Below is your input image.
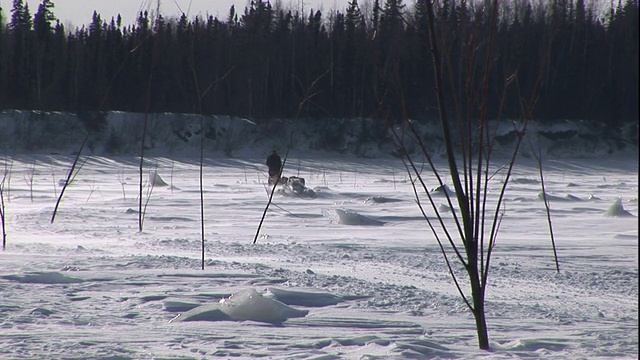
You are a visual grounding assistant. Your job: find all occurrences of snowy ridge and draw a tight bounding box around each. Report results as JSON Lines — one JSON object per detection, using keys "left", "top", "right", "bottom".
{"left": 0, "top": 110, "right": 637, "bottom": 158}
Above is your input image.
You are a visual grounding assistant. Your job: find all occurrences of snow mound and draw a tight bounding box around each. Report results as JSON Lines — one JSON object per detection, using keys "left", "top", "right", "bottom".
{"left": 334, "top": 209, "right": 384, "bottom": 226}
{"left": 172, "top": 288, "right": 308, "bottom": 324}
{"left": 604, "top": 198, "right": 635, "bottom": 217}
{"left": 491, "top": 338, "right": 570, "bottom": 353}
{"left": 538, "top": 192, "right": 585, "bottom": 202}
{"left": 149, "top": 171, "right": 169, "bottom": 187}
{"left": 431, "top": 184, "right": 455, "bottom": 196}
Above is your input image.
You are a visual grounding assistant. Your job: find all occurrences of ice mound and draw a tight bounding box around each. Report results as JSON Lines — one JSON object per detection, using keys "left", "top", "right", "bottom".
{"left": 149, "top": 171, "right": 169, "bottom": 187}
{"left": 334, "top": 209, "right": 384, "bottom": 226}
{"left": 1, "top": 271, "right": 84, "bottom": 284}
{"left": 604, "top": 198, "right": 635, "bottom": 217}
{"left": 172, "top": 288, "right": 308, "bottom": 324}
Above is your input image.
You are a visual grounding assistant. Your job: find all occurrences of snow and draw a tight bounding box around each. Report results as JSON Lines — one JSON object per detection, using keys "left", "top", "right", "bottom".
{"left": 172, "top": 288, "right": 309, "bottom": 324}
{"left": 0, "top": 112, "right": 637, "bottom": 359}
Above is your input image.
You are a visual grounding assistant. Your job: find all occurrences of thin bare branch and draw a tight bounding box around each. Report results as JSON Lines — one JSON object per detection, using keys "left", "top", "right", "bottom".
{"left": 531, "top": 141, "right": 560, "bottom": 273}
{"left": 51, "top": 134, "right": 89, "bottom": 224}
{"left": 253, "top": 66, "right": 332, "bottom": 245}
{"left": 402, "top": 158, "right": 473, "bottom": 310}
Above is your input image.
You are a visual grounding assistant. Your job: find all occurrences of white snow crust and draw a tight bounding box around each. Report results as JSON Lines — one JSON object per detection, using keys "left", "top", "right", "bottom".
{"left": 0, "top": 112, "right": 637, "bottom": 359}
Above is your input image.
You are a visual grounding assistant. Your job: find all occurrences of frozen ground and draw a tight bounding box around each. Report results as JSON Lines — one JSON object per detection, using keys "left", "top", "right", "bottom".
{"left": 0, "top": 152, "right": 637, "bottom": 359}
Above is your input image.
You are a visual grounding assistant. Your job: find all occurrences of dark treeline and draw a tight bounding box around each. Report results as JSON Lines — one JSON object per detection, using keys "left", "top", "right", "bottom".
{"left": 0, "top": 0, "right": 637, "bottom": 125}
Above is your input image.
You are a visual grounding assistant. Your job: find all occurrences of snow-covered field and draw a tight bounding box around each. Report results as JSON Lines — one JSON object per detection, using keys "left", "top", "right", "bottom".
{"left": 0, "top": 152, "right": 637, "bottom": 359}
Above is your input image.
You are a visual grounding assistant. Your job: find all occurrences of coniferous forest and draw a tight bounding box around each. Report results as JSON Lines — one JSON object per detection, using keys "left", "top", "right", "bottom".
{"left": 0, "top": 0, "right": 637, "bottom": 126}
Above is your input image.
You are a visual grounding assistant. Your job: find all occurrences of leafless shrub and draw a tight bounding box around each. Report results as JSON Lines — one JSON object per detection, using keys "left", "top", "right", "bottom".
{"left": 1, "top": 156, "right": 11, "bottom": 250}
{"left": 388, "top": 0, "right": 558, "bottom": 350}
{"left": 24, "top": 160, "right": 36, "bottom": 203}
{"left": 51, "top": 148, "right": 89, "bottom": 223}
{"left": 117, "top": 167, "right": 127, "bottom": 201}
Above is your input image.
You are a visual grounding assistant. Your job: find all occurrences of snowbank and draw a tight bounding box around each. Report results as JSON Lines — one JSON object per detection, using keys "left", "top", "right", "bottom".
{"left": 171, "top": 288, "right": 309, "bottom": 324}
{"left": 0, "top": 110, "right": 636, "bottom": 158}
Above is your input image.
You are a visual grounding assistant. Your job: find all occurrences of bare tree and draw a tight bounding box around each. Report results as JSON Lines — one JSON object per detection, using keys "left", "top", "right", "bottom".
{"left": 51, "top": 146, "right": 89, "bottom": 223}
{"left": 391, "top": 0, "right": 558, "bottom": 350}
{"left": 0, "top": 156, "right": 10, "bottom": 250}
{"left": 253, "top": 67, "right": 331, "bottom": 245}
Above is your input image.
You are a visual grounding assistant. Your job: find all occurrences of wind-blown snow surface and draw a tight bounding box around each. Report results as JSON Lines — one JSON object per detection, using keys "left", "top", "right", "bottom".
{"left": 0, "top": 154, "right": 638, "bottom": 359}
{"left": 0, "top": 152, "right": 637, "bottom": 359}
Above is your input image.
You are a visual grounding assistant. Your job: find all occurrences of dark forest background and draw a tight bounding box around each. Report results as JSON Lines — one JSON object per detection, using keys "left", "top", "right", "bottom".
{"left": 0, "top": 0, "right": 637, "bottom": 127}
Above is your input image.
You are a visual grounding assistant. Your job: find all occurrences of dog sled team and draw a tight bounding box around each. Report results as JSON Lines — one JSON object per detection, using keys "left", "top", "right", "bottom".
{"left": 266, "top": 149, "right": 311, "bottom": 195}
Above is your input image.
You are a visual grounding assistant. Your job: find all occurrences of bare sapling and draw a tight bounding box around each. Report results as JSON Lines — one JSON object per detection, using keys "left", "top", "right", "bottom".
{"left": 531, "top": 142, "right": 560, "bottom": 272}
{"left": 139, "top": 169, "right": 156, "bottom": 230}
{"left": 86, "top": 176, "right": 103, "bottom": 202}
{"left": 50, "top": 162, "right": 57, "bottom": 198}
{"left": 24, "top": 160, "right": 36, "bottom": 202}
{"left": 0, "top": 183, "right": 6, "bottom": 250}
{"left": 138, "top": 10, "right": 163, "bottom": 233}
{"left": 392, "top": 168, "right": 397, "bottom": 191}
{"left": 1, "top": 157, "right": 10, "bottom": 250}
{"left": 252, "top": 68, "right": 331, "bottom": 244}
{"left": 117, "top": 167, "right": 127, "bottom": 201}
{"left": 187, "top": 30, "right": 236, "bottom": 269}
{"left": 138, "top": 88, "right": 151, "bottom": 232}
{"left": 50, "top": 6, "right": 144, "bottom": 225}
{"left": 389, "top": 0, "right": 558, "bottom": 350}
{"left": 170, "top": 161, "right": 175, "bottom": 194}
{"left": 198, "top": 112, "right": 205, "bottom": 270}
{"left": 4, "top": 158, "right": 12, "bottom": 203}
{"left": 51, "top": 138, "right": 89, "bottom": 223}
{"left": 252, "top": 147, "right": 291, "bottom": 245}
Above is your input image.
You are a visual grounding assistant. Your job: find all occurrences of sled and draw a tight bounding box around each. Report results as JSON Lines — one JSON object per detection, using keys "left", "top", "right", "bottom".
{"left": 268, "top": 175, "right": 315, "bottom": 198}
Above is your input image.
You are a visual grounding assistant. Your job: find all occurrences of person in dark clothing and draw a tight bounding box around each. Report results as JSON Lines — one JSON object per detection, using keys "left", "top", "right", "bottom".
{"left": 266, "top": 150, "right": 282, "bottom": 184}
